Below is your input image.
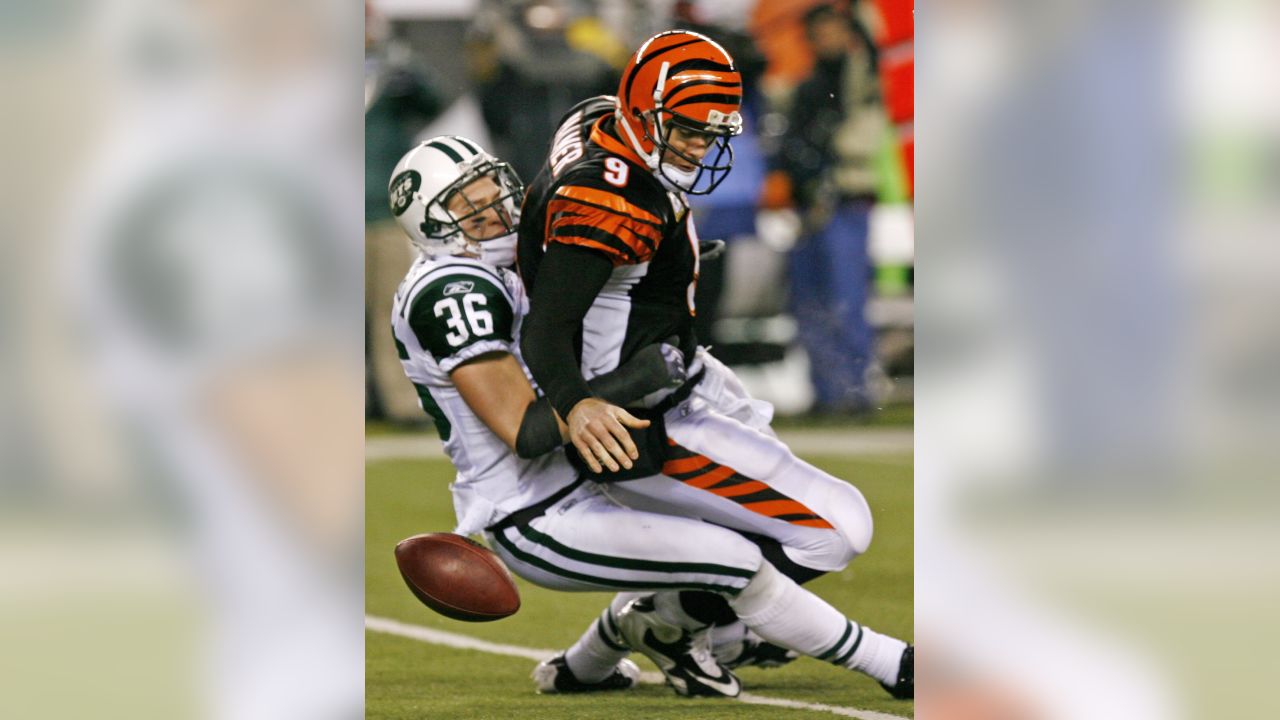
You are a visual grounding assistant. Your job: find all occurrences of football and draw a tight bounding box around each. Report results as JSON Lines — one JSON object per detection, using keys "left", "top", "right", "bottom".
{"left": 394, "top": 533, "right": 521, "bottom": 622}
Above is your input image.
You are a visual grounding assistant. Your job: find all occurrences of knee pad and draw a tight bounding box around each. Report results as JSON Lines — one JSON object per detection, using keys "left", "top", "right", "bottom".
{"left": 773, "top": 478, "right": 874, "bottom": 573}
{"left": 821, "top": 480, "right": 874, "bottom": 558}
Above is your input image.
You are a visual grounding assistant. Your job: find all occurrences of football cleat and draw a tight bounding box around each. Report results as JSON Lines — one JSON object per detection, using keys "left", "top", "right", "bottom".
{"left": 532, "top": 654, "right": 640, "bottom": 694}
{"left": 880, "top": 645, "right": 914, "bottom": 699}
{"left": 723, "top": 637, "right": 799, "bottom": 670}
{"left": 615, "top": 597, "right": 742, "bottom": 698}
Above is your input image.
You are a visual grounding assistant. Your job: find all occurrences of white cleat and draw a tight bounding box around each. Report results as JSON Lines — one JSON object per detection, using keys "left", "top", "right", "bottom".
{"left": 614, "top": 597, "right": 741, "bottom": 698}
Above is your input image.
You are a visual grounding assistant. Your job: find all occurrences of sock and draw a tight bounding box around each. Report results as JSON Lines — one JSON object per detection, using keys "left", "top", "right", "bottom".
{"left": 835, "top": 623, "right": 908, "bottom": 687}
{"left": 563, "top": 592, "right": 645, "bottom": 683}
{"left": 708, "top": 621, "right": 750, "bottom": 664}
{"left": 728, "top": 561, "right": 907, "bottom": 686}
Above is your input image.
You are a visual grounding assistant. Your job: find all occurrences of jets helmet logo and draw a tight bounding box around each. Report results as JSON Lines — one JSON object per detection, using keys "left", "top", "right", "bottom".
{"left": 389, "top": 170, "right": 421, "bottom": 217}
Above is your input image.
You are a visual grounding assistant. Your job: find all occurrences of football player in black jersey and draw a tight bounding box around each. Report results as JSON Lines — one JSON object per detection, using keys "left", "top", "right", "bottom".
{"left": 518, "top": 30, "right": 914, "bottom": 701}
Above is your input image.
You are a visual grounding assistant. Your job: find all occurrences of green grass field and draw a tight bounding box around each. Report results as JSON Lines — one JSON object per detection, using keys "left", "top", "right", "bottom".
{"left": 367, "top": 451, "right": 913, "bottom": 719}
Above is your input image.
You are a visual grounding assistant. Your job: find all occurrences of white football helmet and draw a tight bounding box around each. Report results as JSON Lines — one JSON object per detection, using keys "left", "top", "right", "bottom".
{"left": 388, "top": 136, "right": 523, "bottom": 266}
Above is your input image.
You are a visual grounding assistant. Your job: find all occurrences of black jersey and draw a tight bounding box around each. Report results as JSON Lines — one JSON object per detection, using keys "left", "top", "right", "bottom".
{"left": 518, "top": 95, "right": 702, "bottom": 383}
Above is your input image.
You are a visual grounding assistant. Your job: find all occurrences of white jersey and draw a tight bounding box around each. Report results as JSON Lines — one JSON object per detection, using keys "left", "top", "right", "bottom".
{"left": 391, "top": 255, "right": 578, "bottom": 535}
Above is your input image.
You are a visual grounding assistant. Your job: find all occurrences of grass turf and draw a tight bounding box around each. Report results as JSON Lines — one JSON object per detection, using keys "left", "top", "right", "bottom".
{"left": 367, "top": 454, "right": 913, "bottom": 719}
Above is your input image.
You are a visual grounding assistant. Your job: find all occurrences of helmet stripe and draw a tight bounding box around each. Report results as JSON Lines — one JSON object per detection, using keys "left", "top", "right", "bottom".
{"left": 669, "top": 93, "right": 743, "bottom": 110}
{"left": 623, "top": 37, "right": 703, "bottom": 107}
{"left": 664, "top": 82, "right": 742, "bottom": 107}
{"left": 426, "top": 139, "right": 464, "bottom": 163}
{"left": 450, "top": 135, "right": 482, "bottom": 155}
{"left": 667, "top": 58, "right": 735, "bottom": 75}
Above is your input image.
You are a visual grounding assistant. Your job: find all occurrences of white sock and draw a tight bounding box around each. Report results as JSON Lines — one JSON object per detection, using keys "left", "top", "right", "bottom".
{"left": 729, "top": 561, "right": 907, "bottom": 686}
{"left": 838, "top": 624, "right": 907, "bottom": 686}
{"left": 709, "top": 621, "right": 751, "bottom": 664}
{"left": 563, "top": 592, "right": 644, "bottom": 683}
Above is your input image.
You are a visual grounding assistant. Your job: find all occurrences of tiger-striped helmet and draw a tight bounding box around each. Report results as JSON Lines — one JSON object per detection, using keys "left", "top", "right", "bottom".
{"left": 615, "top": 30, "right": 743, "bottom": 195}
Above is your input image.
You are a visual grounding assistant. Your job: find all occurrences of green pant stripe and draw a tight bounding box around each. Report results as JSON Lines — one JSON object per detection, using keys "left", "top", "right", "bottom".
{"left": 818, "top": 621, "right": 854, "bottom": 661}
{"left": 493, "top": 528, "right": 744, "bottom": 595}
{"left": 515, "top": 523, "right": 756, "bottom": 580}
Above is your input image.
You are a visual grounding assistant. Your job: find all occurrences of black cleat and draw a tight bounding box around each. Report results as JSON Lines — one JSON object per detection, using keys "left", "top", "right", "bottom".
{"left": 881, "top": 645, "right": 914, "bottom": 699}
{"left": 723, "top": 637, "right": 799, "bottom": 670}
{"left": 532, "top": 654, "right": 640, "bottom": 694}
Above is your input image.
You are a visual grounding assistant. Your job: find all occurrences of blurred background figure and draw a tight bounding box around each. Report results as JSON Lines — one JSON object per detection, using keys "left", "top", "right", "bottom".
{"left": 757, "top": 0, "right": 896, "bottom": 415}
{"left": 366, "top": 0, "right": 445, "bottom": 423}
{"left": 466, "top": 0, "right": 621, "bottom": 182}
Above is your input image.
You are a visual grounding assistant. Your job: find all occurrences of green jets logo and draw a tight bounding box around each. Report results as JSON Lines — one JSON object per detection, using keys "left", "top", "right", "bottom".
{"left": 389, "top": 170, "right": 421, "bottom": 217}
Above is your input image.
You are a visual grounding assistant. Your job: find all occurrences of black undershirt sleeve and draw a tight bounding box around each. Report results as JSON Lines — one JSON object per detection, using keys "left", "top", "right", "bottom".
{"left": 520, "top": 242, "right": 615, "bottom": 421}
{"left": 514, "top": 343, "right": 682, "bottom": 459}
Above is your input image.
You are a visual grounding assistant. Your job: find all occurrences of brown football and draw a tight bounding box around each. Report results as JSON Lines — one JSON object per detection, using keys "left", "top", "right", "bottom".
{"left": 394, "top": 533, "right": 521, "bottom": 622}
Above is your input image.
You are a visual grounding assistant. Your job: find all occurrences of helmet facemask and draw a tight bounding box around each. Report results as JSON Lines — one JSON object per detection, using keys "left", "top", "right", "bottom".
{"left": 641, "top": 108, "right": 738, "bottom": 195}
{"left": 420, "top": 156, "right": 524, "bottom": 266}
{"left": 422, "top": 156, "right": 522, "bottom": 244}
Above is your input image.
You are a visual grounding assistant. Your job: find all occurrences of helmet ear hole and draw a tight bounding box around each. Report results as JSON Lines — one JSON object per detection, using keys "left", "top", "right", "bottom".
{"left": 420, "top": 217, "right": 444, "bottom": 238}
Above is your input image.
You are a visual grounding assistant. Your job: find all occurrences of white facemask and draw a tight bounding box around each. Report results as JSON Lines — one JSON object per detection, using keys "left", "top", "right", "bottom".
{"left": 474, "top": 232, "right": 518, "bottom": 268}
{"left": 657, "top": 162, "right": 699, "bottom": 193}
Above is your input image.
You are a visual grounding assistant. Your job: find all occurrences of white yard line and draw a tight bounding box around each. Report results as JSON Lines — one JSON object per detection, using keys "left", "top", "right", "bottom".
{"left": 366, "top": 428, "right": 912, "bottom": 462}
{"left": 366, "top": 615, "right": 909, "bottom": 720}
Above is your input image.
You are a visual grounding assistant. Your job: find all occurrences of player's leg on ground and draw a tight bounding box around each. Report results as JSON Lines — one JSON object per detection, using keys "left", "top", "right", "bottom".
{"left": 560, "top": 592, "right": 646, "bottom": 683}
{"left": 661, "top": 590, "right": 799, "bottom": 670}
{"left": 730, "top": 561, "right": 912, "bottom": 698}
{"left": 483, "top": 484, "right": 762, "bottom": 697}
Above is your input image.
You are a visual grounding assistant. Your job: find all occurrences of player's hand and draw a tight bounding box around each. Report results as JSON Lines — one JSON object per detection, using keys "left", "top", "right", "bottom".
{"left": 566, "top": 398, "right": 650, "bottom": 473}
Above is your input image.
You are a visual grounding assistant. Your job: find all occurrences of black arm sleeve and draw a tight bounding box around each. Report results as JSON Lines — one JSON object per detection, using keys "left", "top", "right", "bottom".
{"left": 520, "top": 243, "right": 615, "bottom": 420}
{"left": 515, "top": 342, "right": 683, "bottom": 458}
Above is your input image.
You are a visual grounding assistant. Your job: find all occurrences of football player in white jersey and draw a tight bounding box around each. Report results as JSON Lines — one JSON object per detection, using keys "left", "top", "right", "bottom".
{"left": 386, "top": 136, "right": 912, "bottom": 700}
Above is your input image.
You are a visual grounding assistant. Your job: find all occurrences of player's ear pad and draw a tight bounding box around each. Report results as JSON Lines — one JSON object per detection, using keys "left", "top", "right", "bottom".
{"left": 567, "top": 407, "right": 668, "bottom": 482}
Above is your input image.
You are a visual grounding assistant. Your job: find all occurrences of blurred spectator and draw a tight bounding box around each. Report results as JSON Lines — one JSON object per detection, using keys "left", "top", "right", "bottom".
{"left": 467, "top": 0, "right": 618, "bottom": 183}
{"left": 671, "top": 0, "right": 768, "bottom": 102}
{"left": 365, "top": 1, "right": 445, "bottom": 423}
{"left": 760, "top": 0, "right": 887, "bottom": 414}
{"left": 750, "top": 0, "right": 833, "bottom": 96}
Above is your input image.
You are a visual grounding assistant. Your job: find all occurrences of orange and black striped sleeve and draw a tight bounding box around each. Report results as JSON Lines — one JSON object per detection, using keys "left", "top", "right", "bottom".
{"left": 546, "top": 185, "right": 665, "bottom": 265}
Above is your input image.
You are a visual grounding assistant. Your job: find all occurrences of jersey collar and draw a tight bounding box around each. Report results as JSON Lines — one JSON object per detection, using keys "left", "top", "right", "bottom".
{"left": 590, "top": 115, "right": 646, "bottom": 168}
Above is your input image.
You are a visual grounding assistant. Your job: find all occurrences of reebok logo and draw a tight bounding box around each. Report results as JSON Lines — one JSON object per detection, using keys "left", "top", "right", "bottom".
{"left": 443, "top": 281, "right": 474, "bottom": 296}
